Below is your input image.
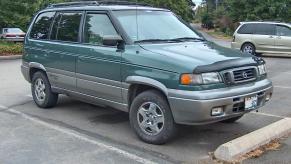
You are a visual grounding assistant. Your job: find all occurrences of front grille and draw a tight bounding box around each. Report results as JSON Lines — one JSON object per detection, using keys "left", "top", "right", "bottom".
{"left": 222, "top": 67, "right": 257, "bottom": 85}
{"left": 233, "top": 68, "right": 256, "bottom": 82}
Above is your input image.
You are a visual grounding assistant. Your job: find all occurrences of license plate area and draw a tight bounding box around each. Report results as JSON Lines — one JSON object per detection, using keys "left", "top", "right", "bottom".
{"left": 245, "top": 95, "right": 258, "bottom": 110}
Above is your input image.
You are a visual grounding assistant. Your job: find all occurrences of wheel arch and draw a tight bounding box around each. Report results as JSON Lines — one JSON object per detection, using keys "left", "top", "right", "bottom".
{"left": 241, "top": 41, "right": 256, "bottom": 51}
{"left": 125, "top": 76, "right": 169, "bottom": 109}
{"left": 28, "top": 62, "right": 47, "bottom": 82}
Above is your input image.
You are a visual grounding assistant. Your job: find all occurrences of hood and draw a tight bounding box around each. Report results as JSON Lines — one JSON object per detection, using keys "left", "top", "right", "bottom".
{"left": 140, "top": 41, "right": 262, "bottom": 73}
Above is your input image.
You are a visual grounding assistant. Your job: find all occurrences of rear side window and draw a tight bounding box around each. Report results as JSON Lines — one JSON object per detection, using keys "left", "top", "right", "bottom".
{"left": 237, "top": 24, "right": 255, "bottom": 34}
{"left": 51, "top": 12, "right": 82, "bottom": 42}
{"left": 83, "top": 13, "right": 118, "bottom": 45}
{"left": 254, "top": 24, "right": 275, "bottom": 35}
{"left": 30, "top": 12, "right": 55, "bottom": 40}
{"left": 276, "top": 25, "right": 291, "bottom": 37}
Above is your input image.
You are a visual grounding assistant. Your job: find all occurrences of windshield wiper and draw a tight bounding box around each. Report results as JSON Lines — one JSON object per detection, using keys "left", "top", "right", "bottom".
{"left": 172, "top": 37, "right": 205, "bottom": 42}
{"left": 134, "top": 39, "right": 183, "bottom": 43}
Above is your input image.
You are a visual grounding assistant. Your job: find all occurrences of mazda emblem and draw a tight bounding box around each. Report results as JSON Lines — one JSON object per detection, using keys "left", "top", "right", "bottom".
{"left": 242, "top": 72, "right": 248, "bottom": 78}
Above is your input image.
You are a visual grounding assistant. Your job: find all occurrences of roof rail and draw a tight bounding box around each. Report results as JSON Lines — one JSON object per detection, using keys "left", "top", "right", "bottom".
{"left": 97, "top": 1, "right": 152, "bottom": 7}
{"left": 47, "top": 1, "right": 99, "bottom": 8}
{"left": 47, "top": 0, "right": 152, "bottom": 8}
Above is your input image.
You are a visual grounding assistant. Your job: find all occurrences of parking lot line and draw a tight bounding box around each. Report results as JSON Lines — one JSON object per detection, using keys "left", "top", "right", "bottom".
{"left": 275, "top": 85, "right": 291, "bottom": 89}
{"left": 5, "top": 108, "right": 156, "bottom": 164}
{"left": 251, "top": 111, "right": 285, "bottom": 119}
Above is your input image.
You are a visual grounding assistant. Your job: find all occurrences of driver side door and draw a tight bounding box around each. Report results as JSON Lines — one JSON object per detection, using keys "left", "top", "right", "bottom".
{"left": 76, "top": 12, "right": 124, "bottom": 106}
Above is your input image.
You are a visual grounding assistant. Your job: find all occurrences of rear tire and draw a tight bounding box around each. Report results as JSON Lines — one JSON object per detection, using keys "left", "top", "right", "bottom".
{"left": 31, "top": 71, "right": 58, "bottom": 108}
{"left": 241, "top": 43, "right": 256, "bottom": 55}
{"left": 221, "top": 115, "right": 243, "bottom": 123}
{"left": 129, "top": 90, "right": 177, "bottom": 145}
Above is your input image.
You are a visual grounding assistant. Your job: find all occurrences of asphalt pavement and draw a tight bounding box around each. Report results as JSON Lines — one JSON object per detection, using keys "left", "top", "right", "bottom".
{"left": 0, "top": 44, "right": 291, "bottom": 163}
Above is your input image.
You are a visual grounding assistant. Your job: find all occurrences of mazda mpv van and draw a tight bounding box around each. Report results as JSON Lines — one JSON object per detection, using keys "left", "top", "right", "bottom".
{"left": 21, "top": 1, "right": 273, "bottom": 144}
{"left": 232, "top": 22, "right": 291, "bottom": 56}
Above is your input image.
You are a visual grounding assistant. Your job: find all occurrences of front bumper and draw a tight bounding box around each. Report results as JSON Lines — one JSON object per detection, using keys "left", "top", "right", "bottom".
{"left": 168, "top": 79, "right": 273, "bottom": 125}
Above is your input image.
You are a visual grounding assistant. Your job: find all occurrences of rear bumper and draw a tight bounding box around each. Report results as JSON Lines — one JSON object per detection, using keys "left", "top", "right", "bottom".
{"left": 168, "top": 79, "right": 273, "bottom": 125}
{"left": 21, "top": 64, "right": 30, "bottom": 82}
{"left": 3, "top": 38, "right": 24, "bottom": 42}
{"left": 231, "top": 42, "right": 242, "bottom": 50}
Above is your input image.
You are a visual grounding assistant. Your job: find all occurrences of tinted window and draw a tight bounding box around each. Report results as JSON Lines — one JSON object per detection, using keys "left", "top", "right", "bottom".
{"left": 51, "top": 12, "right": 82, "bottom": 42}
{"left": 30, "top": 12, "right": 55, "bottom": 39}
{"left": 237, "top": 24, "right": 255, "bottom": 34}
{"left": 276, "top": 25, "right": 291, "bottom": 36}
{"left": 254, "top": 24, "right": 275, "bottom": 35}
{"left": 84, "top": 13, "right": 118, "bottom": 45}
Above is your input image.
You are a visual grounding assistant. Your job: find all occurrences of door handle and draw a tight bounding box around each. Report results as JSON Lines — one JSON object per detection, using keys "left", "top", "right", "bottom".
{"left": 269, "top": 36, "right": 274, "bottom": 38}
{"left": 277, "top": 36, "right": 282, "bottom": 39}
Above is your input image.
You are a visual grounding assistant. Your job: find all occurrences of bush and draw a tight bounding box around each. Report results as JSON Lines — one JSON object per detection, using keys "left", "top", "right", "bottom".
{"left": 0, "top": 41, "right": 23, "bottom": 55}
{"left": 201, "top": 13, "right": 214, "bottom": 29}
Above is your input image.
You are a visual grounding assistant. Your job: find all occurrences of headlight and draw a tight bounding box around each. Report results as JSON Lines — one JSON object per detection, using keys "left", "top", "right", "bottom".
{"left": 258, "top": 64, "right": 267, "bottom": 75}
{"left": 180, "top": 72, "right": 222, "bottom": 85}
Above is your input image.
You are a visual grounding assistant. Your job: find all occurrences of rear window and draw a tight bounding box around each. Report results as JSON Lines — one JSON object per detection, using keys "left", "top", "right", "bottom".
{"left": 254, "top": 24, "right": 275, "bottom": 35}
{"left": 237, "top": 24, "right": 255, "bottom": 34}
{"left": 51, "top": 12, "right": 82, "bottom": 42}
{"left": 30, "top": 12, "right": 55, "bottom": 40}
{"left": 276, "top": 25, "right": 291, "bottom": 37}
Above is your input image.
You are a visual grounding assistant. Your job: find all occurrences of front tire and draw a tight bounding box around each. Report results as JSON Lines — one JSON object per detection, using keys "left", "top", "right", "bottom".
{"left": 31, "top": 71, "right": 58, "bottom": 108}
{"left": 129, "top": 90, "right": 177, "bottom": 145}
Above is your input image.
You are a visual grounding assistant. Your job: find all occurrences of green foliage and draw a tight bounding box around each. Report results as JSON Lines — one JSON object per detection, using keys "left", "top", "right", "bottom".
{"left": 0, "top": 0, "right": 67, "bottom": 31}
{"left": 0, "top": 41, "right": 23, "bottom": 55}
{"left": 198, "top": 0, "right": 291, "bottom": 34}
{"left": 128, "top": 0, "right": 195, "bottom": 22}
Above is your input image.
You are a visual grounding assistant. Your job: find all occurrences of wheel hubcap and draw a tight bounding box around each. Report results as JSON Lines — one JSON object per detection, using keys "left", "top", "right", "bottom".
{"left": 34, "top": 78, "right": 46, "bottom": 102}
{"left": 137, "top": 102, "right": 165, "bottom": 135}
{"left": 243, "top": 45, "right": 254, "bottom": 54}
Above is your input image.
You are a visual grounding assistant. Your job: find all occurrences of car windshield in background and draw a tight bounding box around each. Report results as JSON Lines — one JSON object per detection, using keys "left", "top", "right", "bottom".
{"left": 4, "top": 28, "right": 23, "bottom": 33}
{"left": 112, "top": 10, "right": 201, "bottom": 43}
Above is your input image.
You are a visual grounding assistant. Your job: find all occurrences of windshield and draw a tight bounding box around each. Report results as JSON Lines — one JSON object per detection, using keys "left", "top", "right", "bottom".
{"left": 112, "top": 10, "right": 201, "bottom": 43}
{"left": 4, "top": 28, "right": 23, "bottom": 33}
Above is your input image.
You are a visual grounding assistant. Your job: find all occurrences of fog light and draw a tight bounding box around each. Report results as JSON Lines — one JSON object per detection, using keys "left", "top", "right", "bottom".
{"left": 211, "top": 107, "right": 224, "bottom": 116}
{"left": 266, "top": 93, "right": 272, "bottom": 102}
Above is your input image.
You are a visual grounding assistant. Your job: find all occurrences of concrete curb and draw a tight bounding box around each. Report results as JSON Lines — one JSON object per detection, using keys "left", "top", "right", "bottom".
{"left": 0, "top": 55, "right": 22, "bottom": 60}
{"left": 214, "top": 118, "right": 291, "bottom": 162}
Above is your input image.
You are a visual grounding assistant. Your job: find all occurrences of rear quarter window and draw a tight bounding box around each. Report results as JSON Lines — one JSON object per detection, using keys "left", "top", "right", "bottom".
{"left": 50, "top": 12, "right": 82, "bottom": 42}
{"left": 237, "top": 24, "right": 255, "bottom": 34}
{"left": 30, "top": 12, "right": 56, "bottom": 40}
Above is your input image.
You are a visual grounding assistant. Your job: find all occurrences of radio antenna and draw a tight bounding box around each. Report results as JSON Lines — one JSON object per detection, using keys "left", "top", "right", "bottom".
{"left": 135, "top": 0, "right": 139, "bottom": 42}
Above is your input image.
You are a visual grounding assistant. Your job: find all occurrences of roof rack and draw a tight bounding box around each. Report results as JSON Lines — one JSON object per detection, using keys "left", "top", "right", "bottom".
{"left": 47, "top": 1, "right": 99, "bottom": 8}
{"left": 47, "top": 1, "right": 152, "bottom": 8}
{"left": 98, "top": 1, "right": 152, "bottom": 7}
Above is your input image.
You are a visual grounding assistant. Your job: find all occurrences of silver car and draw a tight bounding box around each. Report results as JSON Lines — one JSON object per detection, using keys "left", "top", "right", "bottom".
{"left": 231, "top": 22, "right": 291, "bottom": 56}
{"left": 0, "top": 28, "right": 26, "bottom": 42}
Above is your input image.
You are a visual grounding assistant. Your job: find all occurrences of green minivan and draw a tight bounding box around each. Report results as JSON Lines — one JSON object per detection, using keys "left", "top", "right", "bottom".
{"left": 21, "top": 1, "right": 273, "bottom": 144}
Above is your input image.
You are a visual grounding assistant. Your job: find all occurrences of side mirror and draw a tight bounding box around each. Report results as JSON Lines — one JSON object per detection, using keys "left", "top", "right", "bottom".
{"left": 102, "top": 35, "right": 123, "bottom": 47}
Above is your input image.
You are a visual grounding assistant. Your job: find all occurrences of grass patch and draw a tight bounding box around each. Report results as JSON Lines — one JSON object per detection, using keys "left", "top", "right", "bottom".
{"left": 0, "top": 40, "right": 23, "bottom": 56}
{"left": 200, "top": 28, "right": 233, "bottom": 41}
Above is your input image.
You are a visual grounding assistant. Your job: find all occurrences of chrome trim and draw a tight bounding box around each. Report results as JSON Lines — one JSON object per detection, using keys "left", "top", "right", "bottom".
{"left": 220, "top": 66, "right": 258, "bottom": 85}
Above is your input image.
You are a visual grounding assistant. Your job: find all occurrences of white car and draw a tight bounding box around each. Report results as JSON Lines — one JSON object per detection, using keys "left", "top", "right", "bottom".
{"left": 0, "top": 28, "right": 26, "bottom": 42}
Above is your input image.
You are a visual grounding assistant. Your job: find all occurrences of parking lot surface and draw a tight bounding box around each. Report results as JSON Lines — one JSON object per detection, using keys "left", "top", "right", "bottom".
{"left": 0, "top": 57, "right": 290, "bottom": 163}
